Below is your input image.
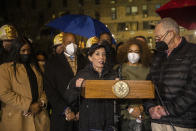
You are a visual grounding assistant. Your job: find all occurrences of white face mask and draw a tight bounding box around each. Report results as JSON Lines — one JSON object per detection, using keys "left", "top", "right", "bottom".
{"left": 65, "top": 43, "right": 77, "bottom": 56}
{"left": 127, "top": 53, "right": 140, "bottom": 64}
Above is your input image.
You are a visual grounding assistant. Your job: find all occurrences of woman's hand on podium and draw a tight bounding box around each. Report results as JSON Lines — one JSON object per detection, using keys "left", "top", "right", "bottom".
{"left": 76, "top": 78, "right": 85, "bottom": 87}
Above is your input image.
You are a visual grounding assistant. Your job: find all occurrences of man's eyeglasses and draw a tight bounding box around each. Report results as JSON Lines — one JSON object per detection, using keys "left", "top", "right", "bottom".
{"left": 155, "top": 31, "right": 169, "bottom": 42}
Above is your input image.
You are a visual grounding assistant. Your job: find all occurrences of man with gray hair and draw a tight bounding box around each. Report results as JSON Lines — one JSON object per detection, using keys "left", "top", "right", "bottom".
{"left": 144, "top": 17, "right": 196, "bottom": 131}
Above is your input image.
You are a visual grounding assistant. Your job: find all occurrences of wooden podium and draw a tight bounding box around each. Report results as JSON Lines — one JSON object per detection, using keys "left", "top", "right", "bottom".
{"left": 82, "top": 80, "right": 155, "bottom": 99}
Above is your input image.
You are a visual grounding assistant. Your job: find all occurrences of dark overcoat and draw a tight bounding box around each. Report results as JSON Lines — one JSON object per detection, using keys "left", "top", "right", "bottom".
{"left": 44, "top": 53, "right": 86, "bottom": 131}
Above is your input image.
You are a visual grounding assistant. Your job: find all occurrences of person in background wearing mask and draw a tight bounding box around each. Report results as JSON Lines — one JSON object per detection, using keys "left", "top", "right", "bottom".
{"left": 36, "top": 50, "right": 47, "bottom": 71}
{"left": 0, "top": 24, "right": 18, "bottom": 64}
{"left": 99, "top": 32, "right": 116, "bottom": 68}
{"left": 0, "top": 24, "right": 18, "bottom": 121}
{"left": 114, "top": 39, "right": 152, "bottom": 131}
{"left": 52, "top": 32, "right": 64, "bottom": 55}
{"left": 144, "top": 17, "right": 196, "bottom": 131}
{"left": 36, "top": 50, "right": 47, "bottom": 64}
{"left": 0, "top": 37, "right": 50, "bottom": 131}
{"left": 44, "top": 32, "right": 86, "bottom": 131}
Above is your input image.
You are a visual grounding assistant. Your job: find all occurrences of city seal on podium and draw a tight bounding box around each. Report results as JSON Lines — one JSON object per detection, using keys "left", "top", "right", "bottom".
{"left": 112, "top": 81, "right": 130, "bottom": 98}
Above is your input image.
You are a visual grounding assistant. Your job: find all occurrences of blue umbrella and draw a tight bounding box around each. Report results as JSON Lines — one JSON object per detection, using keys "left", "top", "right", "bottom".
{"left": 47, "top": 14, "right": 113, "bottom": 40}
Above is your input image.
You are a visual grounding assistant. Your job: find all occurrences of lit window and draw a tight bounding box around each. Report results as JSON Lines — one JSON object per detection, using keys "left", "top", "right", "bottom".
{"left": 155, "top": 4, "right": 161, "bottom": 9}
{"left": 142, "top": 5, "right": 147, "bottom": 10}
{"left": 142, "top": 5, "right": 148, "bottom": 18}
{"left": 126, "top": 7, "right": 131, "bottom": 15}
{"left": 111, "top": 7, "right": 117, "bottom": 20}
{"left": 130, "top": 22, "right": 138, "bottom": 31}
{"left": 126, "top": 6, "right": 138, "bottom": 15}
{"left": 131, "top": 6, "right": 138, "bottom": 14}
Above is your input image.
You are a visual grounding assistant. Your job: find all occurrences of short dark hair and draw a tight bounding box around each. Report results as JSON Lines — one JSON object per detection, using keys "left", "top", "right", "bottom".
{"left": 88, "top": 43, "right": 106, "bottom": 56}
{"left": 99, "top": 32, "right": 112, "bottom": 40}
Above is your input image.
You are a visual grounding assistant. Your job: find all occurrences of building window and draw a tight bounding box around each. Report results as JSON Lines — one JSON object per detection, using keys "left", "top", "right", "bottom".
{"left": 131, "top": 6, "right": 138, "bottom": 15}
{"left": 126, "top": 6, "right": 138, "bottom": 15}
{"left": 32, "top": 0, "right": 37, "bottom": 9}
{"left": 154, "top": 4, "right": 161, "bottom": 16}
{"left": 95, "top": 0, "right": 100, "bottom": 5}
{"left": 129, "top": 22, "right": 138, "bottom": 31}
{"left": 142, "top": 5, "right": 148, "bottom": 18}
{"left": 143, "top": 21, "right": 154, "bottom": 30}
{"left": 118, "top": 23, "right": 126, "bottom": 31}
{"left": 155, "top": 4, "right": 161, "bottom": 9}
{"left": 126, "top": 7, "right": 131, "bottom": 15}
{"left": 63, "top": 0, "right": 67, "bottom": 7}
{"left": 95, "top": 12, "right": 100, "bottom": 20}
{"left": 111, "top": 7, "right": 117, "bottom": 20}
{"left": 110, "top": 0, "right": 116, "bottom": 4}
{"left": 79, "top": 0, "right": 84, "bottom": 6}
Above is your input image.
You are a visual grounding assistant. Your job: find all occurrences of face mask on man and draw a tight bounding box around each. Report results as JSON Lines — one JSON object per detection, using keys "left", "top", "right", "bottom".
{"left": 155, "top": 41, "right": 169, "bottom": 52}
{"left": 155, "top": 31, "right": 175, "bottom": 52}
{"left": 65, "top": 43, "right": 77, "bottom": 56}
{"left": 19, "top": 54, "right": 31, "bottom": 63}
{"left": 127, "top": 53, "right": 140, "bottom": 64}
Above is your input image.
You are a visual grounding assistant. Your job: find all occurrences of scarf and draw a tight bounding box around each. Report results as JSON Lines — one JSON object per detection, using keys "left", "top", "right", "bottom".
{"left": 24, "top": 63, "right": 39, "bottom": 103}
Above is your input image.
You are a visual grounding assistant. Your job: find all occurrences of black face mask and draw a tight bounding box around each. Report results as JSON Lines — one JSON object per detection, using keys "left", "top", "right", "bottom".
{"left": 19, "top": 54, "right": 31, "bottom": 63}
{"left": 155, "top": 41, "right": 168, "bottom": 52}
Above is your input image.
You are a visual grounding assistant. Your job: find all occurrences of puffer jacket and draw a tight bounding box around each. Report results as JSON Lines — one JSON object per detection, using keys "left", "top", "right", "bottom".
{"left": 144, "top": 37, "right": 196, "bottom": 128}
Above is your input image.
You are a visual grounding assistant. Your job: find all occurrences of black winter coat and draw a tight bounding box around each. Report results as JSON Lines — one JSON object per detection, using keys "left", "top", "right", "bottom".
{"left": 44, "top": 53, "right": 86, "bottom": 131}
{"left": 70, "top": 64, "right": 118, "bottom": 131}
{"left": 144, "top": 38, "right": 196, "bottom": 128}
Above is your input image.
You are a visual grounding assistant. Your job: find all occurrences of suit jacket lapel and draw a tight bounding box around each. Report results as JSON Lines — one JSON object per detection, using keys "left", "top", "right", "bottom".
{"left": 59, "top": 53, "right": 74, "bottom": 77}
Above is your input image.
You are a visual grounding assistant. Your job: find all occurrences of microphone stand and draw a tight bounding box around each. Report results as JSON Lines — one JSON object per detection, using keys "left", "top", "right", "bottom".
{"left": 113, "top": 64, "right": 123, "bottom": 131}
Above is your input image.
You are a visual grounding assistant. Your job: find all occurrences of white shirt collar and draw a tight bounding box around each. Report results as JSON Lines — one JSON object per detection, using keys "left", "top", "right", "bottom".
{"left": 64, "top": 52, "right": 75, "bottom": 59}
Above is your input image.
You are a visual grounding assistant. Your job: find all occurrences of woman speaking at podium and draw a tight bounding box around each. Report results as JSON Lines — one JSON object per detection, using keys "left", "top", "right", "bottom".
{"left": 68, "top": 43, "right": 117, "bottom": 131}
